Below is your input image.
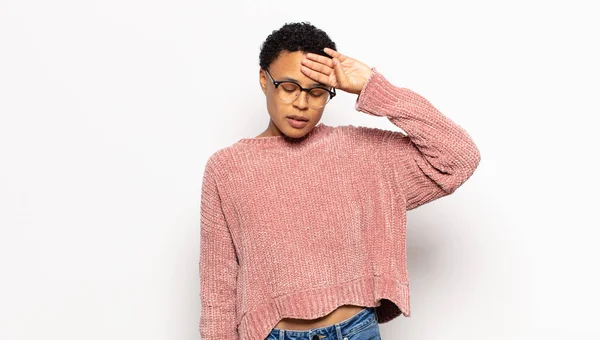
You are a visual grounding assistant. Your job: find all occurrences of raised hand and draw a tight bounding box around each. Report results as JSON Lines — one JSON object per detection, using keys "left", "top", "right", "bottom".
{"left": 300, "top": 47, "right": 373, "bottom": 95}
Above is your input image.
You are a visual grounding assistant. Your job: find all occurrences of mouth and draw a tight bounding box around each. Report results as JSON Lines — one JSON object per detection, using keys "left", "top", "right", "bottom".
{"left": 286, "top": 115, "right": 309, "bottom": 122}
{"left": 286, "top": 115, "right": 309, "bottom": 129}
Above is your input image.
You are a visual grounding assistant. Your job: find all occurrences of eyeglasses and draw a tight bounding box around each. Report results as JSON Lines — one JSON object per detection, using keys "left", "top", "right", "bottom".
{"left": 264, "top": 69, "right": 336, "bottom": 109}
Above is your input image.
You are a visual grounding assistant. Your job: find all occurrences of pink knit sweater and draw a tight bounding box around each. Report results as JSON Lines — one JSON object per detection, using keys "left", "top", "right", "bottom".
{"left": 199, "top": 69, "right": 481, "bottom": 340}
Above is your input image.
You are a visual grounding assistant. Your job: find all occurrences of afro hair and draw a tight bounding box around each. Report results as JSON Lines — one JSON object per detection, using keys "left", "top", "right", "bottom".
{"left": 259, "top": 22, "right": 337, "bottom": 70}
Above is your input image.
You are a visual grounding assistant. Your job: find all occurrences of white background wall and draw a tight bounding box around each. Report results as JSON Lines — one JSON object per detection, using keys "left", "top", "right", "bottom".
{"left": 1, "top": 0, "right": 598, "bottom": 339}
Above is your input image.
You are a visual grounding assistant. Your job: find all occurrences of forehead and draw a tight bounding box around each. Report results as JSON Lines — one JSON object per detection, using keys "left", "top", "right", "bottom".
{"left": 269, "top": 50, "right": 325, "bottom": 87}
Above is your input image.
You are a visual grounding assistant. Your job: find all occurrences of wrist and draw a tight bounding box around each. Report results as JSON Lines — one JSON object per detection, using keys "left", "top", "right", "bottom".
{"left": 356, "top": 67, "right": 376, "bottom": 96}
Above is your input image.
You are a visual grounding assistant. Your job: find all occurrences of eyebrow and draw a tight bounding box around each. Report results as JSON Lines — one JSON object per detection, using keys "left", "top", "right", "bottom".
{"left": 279, "top": 76, "right": 327, "bottom": 88}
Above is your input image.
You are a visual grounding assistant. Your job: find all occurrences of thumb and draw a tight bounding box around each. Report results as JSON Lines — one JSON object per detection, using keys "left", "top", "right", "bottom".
{"left": 332, "top": 58, "right": 346, "bottom": 88}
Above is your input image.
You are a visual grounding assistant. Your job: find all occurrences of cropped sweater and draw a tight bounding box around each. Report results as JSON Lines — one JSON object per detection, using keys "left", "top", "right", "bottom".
{"left": 199, "top": 69, "right": 481, "bottom": 340}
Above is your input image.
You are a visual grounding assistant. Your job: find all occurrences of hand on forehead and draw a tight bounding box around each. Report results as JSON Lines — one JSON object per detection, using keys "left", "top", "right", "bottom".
{"left": 269, "top": 51, "right": 330, "bottom": 88}
{"left": 268, "top": 47, "right": 371, "bottom": 95}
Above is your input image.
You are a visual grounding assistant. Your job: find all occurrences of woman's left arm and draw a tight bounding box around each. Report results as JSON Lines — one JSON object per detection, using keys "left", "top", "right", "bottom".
{"left": 302, "top": 49, "right": 481, "bottom": 211}
{"left": 354, "top": 68, "right": 481, "bottom": 210}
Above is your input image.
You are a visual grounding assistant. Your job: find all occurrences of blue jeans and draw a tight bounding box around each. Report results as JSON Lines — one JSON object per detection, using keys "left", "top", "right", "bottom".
{"left": 265, "top": 306, "right": 381, "bottom": 340}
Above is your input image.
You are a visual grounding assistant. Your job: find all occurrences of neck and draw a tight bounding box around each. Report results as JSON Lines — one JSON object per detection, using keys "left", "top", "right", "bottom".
{"left": 256, "top": 120, "right": 283, "bottom": 138}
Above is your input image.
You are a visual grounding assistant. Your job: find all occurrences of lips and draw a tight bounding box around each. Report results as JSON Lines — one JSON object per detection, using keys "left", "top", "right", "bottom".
{"left": 287, "top": 115, "right": 309, "bottom": 121}
{"left": 286, "top": 117, "right": 309, "bottom": 129}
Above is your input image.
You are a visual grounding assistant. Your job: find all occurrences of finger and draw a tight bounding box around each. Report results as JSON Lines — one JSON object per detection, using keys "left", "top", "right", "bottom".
{"left": 304, "top": 53, "right": 334, "bottom": 69}
{"left": 331, "top": 58, "right": 347, "bottom": 87}
{"left": 300, "top": 65, "right": 333, "bottom": 86}
{"left": 323, "top": 47, "right": 348, "bottom": 62}
{"left": 301, "top": 57, "right": 333, "bottom": 76}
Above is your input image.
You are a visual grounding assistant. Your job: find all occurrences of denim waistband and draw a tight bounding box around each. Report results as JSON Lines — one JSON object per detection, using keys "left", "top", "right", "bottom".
{"left": 267, "top": 306, "right": 378, "bottom": 340}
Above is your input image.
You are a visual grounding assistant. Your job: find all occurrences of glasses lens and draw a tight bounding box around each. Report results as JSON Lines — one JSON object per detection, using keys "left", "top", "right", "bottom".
{"left": 307, "top": 88, "right": 331, "bottom": 108}
{"left": 276, "top": 82, "right": 301, "bottom": 103}
{"left": 275, "top": 82, "right": 331, "bottom": 108}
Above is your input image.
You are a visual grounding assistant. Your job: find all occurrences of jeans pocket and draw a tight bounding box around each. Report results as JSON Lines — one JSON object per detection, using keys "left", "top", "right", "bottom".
{"left": 344, "top": 320, "right": 381, "bottom": 340}
{"left": 343, "top": 315, "right": 379, "bottom": 339}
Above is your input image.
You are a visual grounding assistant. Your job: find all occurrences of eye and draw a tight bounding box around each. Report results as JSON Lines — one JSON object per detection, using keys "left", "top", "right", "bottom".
{"left": 309, "top": 88, "right": 327, "bottom": 97}
{"left": 280, "top": 83, "right": 299, "bottom": 92}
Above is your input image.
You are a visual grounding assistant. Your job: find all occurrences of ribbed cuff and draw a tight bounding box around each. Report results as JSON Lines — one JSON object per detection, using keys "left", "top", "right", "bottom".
{"left": 355, "top": 68, "right": 412, "bottom": 118}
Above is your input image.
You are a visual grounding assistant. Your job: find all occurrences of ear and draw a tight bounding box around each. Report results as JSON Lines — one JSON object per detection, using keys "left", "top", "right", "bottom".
{"left": 259, "top": 69, "right": 267, "bottom": 95}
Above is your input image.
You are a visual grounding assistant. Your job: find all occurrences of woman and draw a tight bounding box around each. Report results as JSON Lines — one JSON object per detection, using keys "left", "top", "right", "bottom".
{"left": 199, "top": 22, "right": 481, "bottom": 340}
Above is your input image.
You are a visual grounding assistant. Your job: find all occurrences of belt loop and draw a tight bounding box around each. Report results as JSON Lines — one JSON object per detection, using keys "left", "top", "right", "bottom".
{"left": 279, "top": 328, "right": 285, "bottom": 340}
{"left": 335, "top": 323, "right": 343, "bottom": 340}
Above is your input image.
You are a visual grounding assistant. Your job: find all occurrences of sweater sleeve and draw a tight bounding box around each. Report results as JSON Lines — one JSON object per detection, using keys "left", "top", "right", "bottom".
{"left": 199, "top": 156, "right": 240, "bottom": 339}
{"left": 355, "top": 68, "right": 481, "bottom": 211}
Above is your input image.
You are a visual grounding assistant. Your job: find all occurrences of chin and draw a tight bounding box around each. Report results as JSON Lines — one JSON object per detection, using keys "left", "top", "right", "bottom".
{"left": 280, "top": 125, "right": 311, "bottom": 140}
{"left": 281, "top": 130, "right": 307, "bottom": 140}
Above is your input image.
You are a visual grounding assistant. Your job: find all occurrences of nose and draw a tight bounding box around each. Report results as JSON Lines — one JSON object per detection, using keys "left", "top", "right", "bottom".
{"left": 292, "top": 90, "right": 309, "bottom": 110}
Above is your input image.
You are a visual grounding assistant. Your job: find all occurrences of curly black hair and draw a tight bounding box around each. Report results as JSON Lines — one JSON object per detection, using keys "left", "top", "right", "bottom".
{"left": 259, "top": 22, "right": 337, "bottom": 70}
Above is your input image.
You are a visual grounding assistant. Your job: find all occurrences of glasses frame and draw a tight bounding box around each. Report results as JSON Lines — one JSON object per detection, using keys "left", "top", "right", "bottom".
{"left": 264, "top": 69, "right": 336, "bottom": 108}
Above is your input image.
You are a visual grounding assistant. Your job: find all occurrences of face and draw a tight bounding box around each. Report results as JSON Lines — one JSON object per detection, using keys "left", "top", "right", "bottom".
{"left": 259, "top": 51, "right": 329, "bottom": 139}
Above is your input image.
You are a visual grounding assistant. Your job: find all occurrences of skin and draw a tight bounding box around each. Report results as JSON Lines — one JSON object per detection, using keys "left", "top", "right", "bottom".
{"left": 259, "top": 48, "right": 377, "bottom": 330}
{"left": 257, "top": 50, "right": 325, "bottom": 138}
{"left": 257, "top": 47, "right": 373, "bottom": 139}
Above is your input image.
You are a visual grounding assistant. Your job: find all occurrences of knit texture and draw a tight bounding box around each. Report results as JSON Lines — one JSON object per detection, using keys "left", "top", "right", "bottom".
{"left": 199, "top": 69, "right": 481, "bottom": 340}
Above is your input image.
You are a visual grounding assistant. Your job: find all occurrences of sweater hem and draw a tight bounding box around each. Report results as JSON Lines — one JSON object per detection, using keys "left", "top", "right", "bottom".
{"left": 237, "top": 274, "right": 410, "bottom": 340}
